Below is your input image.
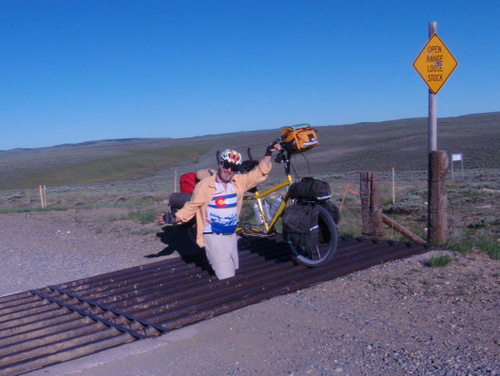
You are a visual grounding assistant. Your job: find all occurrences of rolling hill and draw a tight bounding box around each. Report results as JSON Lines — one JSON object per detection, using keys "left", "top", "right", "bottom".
{"left": 0, "top": 112, "right": 498, "bottom": 190}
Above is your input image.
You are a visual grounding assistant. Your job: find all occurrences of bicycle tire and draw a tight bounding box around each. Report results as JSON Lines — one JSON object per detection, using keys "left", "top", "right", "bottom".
{"left": 288, "top": 204, "right": 338, "bottom": 267}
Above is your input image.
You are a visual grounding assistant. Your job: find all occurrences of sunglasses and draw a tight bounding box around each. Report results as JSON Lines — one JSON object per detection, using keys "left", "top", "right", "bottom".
{"left": 220, "top": 161, "right": 240, "bottom": 172}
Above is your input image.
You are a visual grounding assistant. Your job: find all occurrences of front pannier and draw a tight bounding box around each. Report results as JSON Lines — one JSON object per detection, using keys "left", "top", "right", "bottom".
{"left": 289, "top": 177, "right": 331, "bottom": 201}
{"left": 281, "top": 124, "right": 319, "bottom": 155}
{"left": 282, "top": 203, "right": 319, "bottom": 251}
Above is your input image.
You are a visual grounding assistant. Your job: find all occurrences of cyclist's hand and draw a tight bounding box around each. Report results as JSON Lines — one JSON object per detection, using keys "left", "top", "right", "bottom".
{"left": 271, "top": 143, "right": 283, "bottom": 152}
{"left": 157, "top": 212, "right": 177, "bottom": 225}
{"left": 157, "top": 213, "right": 166, "bottom": 225}
{"left": 266, "top": 137, "right": 283, "bottom": 154}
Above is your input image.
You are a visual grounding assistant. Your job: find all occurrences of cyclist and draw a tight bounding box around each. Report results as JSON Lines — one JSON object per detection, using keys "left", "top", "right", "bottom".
{"left": 158, "top": 144, "right": 281, "bottom": 280}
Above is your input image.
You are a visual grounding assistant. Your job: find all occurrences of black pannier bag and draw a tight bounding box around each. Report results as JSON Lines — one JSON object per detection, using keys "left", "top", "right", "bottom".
{"left": 321, "top": 202, "right": 340, "bottom": 224}
{"left": 289, "top": 177, "right": 331, "bottom": 201}
{"left": 282, "top": 203, "right": 319, "bottom": 251}
{"left": 167, "top": 192, "right": 195, "bottom": 227}
{"left": 169, "top": 192, "right": 192, "bottom": 209}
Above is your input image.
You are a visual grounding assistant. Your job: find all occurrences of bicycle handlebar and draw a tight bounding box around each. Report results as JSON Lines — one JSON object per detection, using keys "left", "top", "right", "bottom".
{"left": 272, "top": 136, "right": 283, "bottom": 146}
{"left": 267, "top": 136, "right": 283, "bottom": 152}
{"left": 240, "top": 136, "right": 287, "bottom": 169}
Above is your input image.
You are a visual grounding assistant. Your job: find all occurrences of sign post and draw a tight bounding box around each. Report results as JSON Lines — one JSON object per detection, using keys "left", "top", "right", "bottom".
{"left": 451, "top": 153, "right": 464, "bottom": 180}
{"left": 413, "top": 22, "right": 458, "bottom": 246}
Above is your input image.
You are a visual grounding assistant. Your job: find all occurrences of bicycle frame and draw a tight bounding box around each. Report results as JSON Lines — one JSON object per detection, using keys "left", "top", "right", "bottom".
{"left": 241, "top": 175, "right": 292, "bottom": 234}
{"left": 238, "top": 149, "right": 294, "bottom": 234}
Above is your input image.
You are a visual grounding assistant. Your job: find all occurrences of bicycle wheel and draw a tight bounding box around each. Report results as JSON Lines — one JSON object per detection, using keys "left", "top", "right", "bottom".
{"left": 288, "top": 204, "right": 338, "bottom": 267}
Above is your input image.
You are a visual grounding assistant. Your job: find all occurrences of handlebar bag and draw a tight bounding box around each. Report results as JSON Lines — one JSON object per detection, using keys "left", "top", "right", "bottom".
{"left": 289, "top": 177, "right": 331, "bottom": 201}
{"left": 281, "top": 124, "right": 319, "bottom": 155}
{"left": 282, "top": 203, "right": 319, "bottom": 251}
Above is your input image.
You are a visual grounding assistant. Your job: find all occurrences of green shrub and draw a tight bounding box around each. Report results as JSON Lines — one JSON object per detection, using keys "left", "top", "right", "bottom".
{"left": 384, "top": 195, "right": 426, "bottom": 215}
{"left": 123, "top": 209, "right": 158, "bottom": 224}
{"left": 476, "top": 236, "right": 500, "bottom": 260}
{"left": 449, "top": 234, "right": 499, "bottom": 260}
{"left": 467, "top": 216, "right": 499, "bottom": 229}
{"left": 449, "top": 238, "right": 473, "bottom": 255}
{"left": 426, "top": 255, "right": 452, "bottom": 267}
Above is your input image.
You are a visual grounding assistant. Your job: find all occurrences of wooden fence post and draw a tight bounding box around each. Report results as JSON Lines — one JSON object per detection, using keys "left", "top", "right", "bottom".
{"left": 360, "top": 171, "right": 385, "bottom": 241}
{"left": 428, "top": 150, "right": 449, "bottom": 246}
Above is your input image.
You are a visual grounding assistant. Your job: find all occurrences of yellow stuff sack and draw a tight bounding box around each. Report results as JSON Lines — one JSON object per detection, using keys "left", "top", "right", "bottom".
{"left": 281, "top": 124, "right": 319, "bottom": 154}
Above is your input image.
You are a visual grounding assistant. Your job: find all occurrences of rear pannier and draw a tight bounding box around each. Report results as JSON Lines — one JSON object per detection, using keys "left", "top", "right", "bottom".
{"left": 289, "top": 177, "right": 331, "bottom": 201}
{"left": 282, "top": 203, "right": 319, "bottom": 251}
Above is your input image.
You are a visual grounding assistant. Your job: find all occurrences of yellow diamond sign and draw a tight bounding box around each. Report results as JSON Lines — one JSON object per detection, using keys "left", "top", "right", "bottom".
{"left": 413, "top": 33, "right": 458, "bottom": 94}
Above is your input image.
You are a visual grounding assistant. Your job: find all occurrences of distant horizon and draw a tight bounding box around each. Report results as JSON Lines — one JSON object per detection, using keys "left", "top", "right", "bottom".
{"left": 2, "top": 110, "right": 498, "bottom": 153}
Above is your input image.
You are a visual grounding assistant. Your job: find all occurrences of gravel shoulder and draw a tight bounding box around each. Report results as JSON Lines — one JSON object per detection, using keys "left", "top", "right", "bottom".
{"left": 1, "top": 209, "right": 498, "bottom": 376}
{"left": 0, "top": 209, "right": 171, "bottom": 296}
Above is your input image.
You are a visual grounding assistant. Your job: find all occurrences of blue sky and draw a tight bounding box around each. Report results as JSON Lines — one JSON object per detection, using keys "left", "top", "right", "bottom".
{"left": 1, "top": 0, "right": 498, "bottom": 151}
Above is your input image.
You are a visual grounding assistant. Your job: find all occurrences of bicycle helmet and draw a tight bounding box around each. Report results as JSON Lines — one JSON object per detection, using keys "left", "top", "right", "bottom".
{"left": 219, "top": 149, "right": 242, "bottom": 165}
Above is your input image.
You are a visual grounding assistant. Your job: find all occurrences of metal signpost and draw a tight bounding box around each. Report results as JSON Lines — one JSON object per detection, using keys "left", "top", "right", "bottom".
{"left": 451, "top": 153, "right": 464, "bottom": 180}
{"left": 413, "top": 22, "right": 458, "bottom": 246}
